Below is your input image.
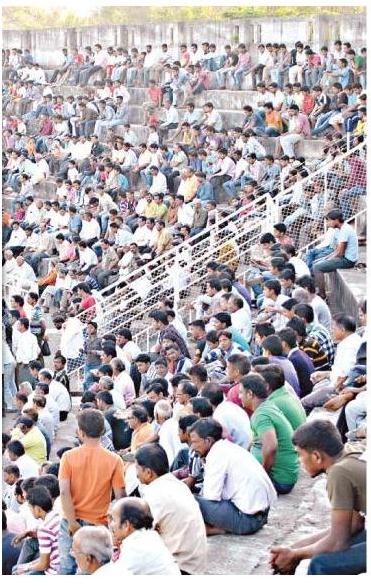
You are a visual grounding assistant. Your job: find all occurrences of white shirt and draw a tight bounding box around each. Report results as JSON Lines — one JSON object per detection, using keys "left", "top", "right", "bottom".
{"left": 231, "top": 307, "right": 252, "bottom": 342}
{"left": 14, "top": 260, "right": 37, "bottom": 284}
{"left": 80, "top": 219, "right": 101, "bottom": 241}
{"left": 289, "top": 256, "right": 311, "bottom": 278}
{"left": 177, "top": 203, "right": 194, "bottom": 226}
{"left": 204, "top": 109, "right": 223, "bottom": 132}
{"left": 162, "top": 106, "right": 179, "bottom": 126}
{"left": 169, "top": 316, "right": 188, "bottom": 342}
{"left": 49, "top": 380, "right": 71, "bottom": 412}
{"left": 140, "top": 473, "right": 207, "bottom": 574}
{"left": 60, "top": 317, "right": 84, "bottom": 359}
{"left": 114, "top": 370, "right": 135, "bottom": 405}
{"left": 3, "top": 258, "right": 18, "bottom": 283}
{"left": 79, "top": 247, "right": 98, "bottom": 269}
{"left": 149, "top": 171, "right": 168, "bottom": 195}
{"left": 110, "top": 387, "right": 127, "bottom": 411}
{"left": 215, "top": 156, "right": 236, "bottom": 177}
{"left": 122, "top": 149, "right": 138, "bottom": 167}
{"left": 133, "top": 225, "right": 152, "bottom": 247}
{"left": 45, "top": 396, "right": 60, "bottom": 429}
{"left": 202, "top": 439, "right": 277, "bottom": 514}
{"left": 12, "top": 329, "right": 39, "bottom": 364}
{"left": 158, "top": 418, "right": 183, "bottom": 467}
{"left": 37, "top": 408, "right": 55, "bottom": 441}
{"left": 311, "top": 295, "right": 332, "bottom": 332}
{"left": 7, "top": 227, "right": 27, "bottom": 248}
{"left": 115, "top": 529, "right": 180, "bottom": 575}
{"left": 213, "top": 401, "right": 252, "bottom": 449}
{"left": 116, "top": 341, "right": 141, "bottom": 372}
{"left": 13, "top": 453, "right": 40, "bottom": 478}
{"left": 331, "top": 332, "right": 362, "bottom": 385}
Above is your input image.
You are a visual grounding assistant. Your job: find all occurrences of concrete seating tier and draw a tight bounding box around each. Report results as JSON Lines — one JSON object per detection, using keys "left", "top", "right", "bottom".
{"left": 327, "top": 246, "right": 366, "bottom": 319}
{"left": 23, "top": 115, "right": 325, "bottom": 159}
{"left": 54, "top": 84, "right": 264, "bottom": 110}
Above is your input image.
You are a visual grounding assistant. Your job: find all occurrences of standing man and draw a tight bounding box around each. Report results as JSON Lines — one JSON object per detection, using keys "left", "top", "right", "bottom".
{"left": 12, "top": 318, "right": 40, "bottom": 386}
{"left": 58, "top": 409, "right": 125, "bottom": 574}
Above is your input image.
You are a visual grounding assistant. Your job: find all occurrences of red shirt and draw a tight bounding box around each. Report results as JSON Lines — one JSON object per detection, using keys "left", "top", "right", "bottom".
{"left": 226, "top": 383, "right": 252, "bottom": 416}
{"left": 147, "top": 87, "right": 162, "bottom": 106}
{"left": 80, "top": 295, "right": 96, "bottom": 320}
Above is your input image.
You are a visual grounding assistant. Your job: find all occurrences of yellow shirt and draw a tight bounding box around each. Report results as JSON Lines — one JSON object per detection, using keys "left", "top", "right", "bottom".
{"left": 355, "top": 119, "right": 366, "bottom": 136}
{"left": 183, "top": 175, "right": 198, "bottom": 203}
{"left": 144, "top": 201, "right": 159, "bottom": 218}
{"left": 12, "top": 426, "right": 47, "bottom": 465}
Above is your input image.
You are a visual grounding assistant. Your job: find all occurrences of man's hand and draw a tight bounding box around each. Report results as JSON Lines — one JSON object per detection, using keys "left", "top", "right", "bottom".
{"left": 310, "top": 371, "right": 328, "bottom": 385}
{"left": 270, "top": 546, "right": 299, "bottom": 574}
{"left": 323, "top": 395, "right": 349, "bottom": 411}
{"left": 13, "top": 564, "right": 28, "bottom": 575}
{"left": 11, "top": 532, "right": 28, "bottom": 546}
{"left": 68, "top": 520, "right": 81, "bottom": 536}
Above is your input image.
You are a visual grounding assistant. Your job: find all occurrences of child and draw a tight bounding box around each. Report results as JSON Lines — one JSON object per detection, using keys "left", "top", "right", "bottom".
{"left": 3, "top": 464, "right": 20, "bottom": 510}
{"left": 14, "top": 486, "right": 60, "bottom": 575}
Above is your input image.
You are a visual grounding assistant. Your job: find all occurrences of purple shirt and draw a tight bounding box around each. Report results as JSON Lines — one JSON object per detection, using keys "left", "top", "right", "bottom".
{"left": 269, "top": 356, "right": 301, "bottom": 396}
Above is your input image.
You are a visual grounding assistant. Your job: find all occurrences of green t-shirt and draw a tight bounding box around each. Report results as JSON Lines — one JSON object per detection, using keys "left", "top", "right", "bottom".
{"left": 251, "top": 402, "right": 299, "bottom": 485}
{"left": 266, "top": 386, "right": 306, "bottom": 431}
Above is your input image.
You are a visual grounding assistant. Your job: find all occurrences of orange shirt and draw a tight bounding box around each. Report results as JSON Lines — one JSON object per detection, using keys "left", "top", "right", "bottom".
{"left": 38, "top": 268, "right": 57, "bottom": 287}
{"left": 59, "top": 444, "right": 125, "bottom": 525}
{"left": 2, "top": 211, "right": 11, "bottom": 226}
{"left": 265, "top": 110, "right": 283, "bottom": 132}
{"left": 130, "top": 422, "right": 154, "bottom": 452}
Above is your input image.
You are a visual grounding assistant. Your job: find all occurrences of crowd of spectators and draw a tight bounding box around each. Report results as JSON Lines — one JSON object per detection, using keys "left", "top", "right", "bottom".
{"left": 2, "top": 36, "right": 367, "bottom": 577}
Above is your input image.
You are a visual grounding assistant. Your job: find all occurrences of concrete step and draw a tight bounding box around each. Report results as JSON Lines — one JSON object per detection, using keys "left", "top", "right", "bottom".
{"left": 47, "top": 83, "right": 265, "bottom": 111}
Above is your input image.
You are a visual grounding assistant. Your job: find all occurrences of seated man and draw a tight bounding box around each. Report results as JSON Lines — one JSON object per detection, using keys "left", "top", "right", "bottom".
{"left": 239, "top": 373, "right": 300, "bottom": 494}
{"left": 301, "top": 313, "right": 362, "bottom": 414}
{"left": 270, "top": 420, "right": 366, "bottom": 575}
{"left": 189, "top": 417, "right": 277, "bottom": 535}
{"left": 313, "top": 209, "right": 359, "bottom": 299}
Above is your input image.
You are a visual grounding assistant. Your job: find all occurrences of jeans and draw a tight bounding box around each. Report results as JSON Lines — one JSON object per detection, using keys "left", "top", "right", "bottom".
{"left": 313, "top": 256, "right": 355, "bottom": 274}
{"left": 24, "top": 251, "right": 49, "bottom": 275}
{"left": 308, "top": 530, "right": 366, "bottom": 574}
{"left": 3, "top": 362, "right": 17, "bottom": 407}
{"left": 311, "top": 111, "right": 334, "bottom": 136}
{"left": 59, "top": 518, "right": 94, "bottom": 575}
{"left": 345, "top": 392, "right": 367, "bottom": 433}
{"left": 83, "top": 364, "right": 99, "bottom": 392}
{"left": 340, "top": 186, "right": 366, "bottom": 219}
{"left": 223, "top": 178, "right": 241, "bottom": 198}
{"left": 232, "top": 66, "right": 249, "bottom": 89}
{"left": 195, "top": 496, "right": 269, "bottom": 535}
{"left": 272, "top": 479, "right": 295, "bottom": 495}
{"left": 16, "top": 537, "right": 39, "bottom": 566}
{"left": 306, "top": 246, "right": 333, "bottom": 273}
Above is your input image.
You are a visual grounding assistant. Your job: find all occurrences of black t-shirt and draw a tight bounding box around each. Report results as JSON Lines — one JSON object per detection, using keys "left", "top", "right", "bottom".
{"left": 104, "top": 408, "right": 132, "bottom": 450}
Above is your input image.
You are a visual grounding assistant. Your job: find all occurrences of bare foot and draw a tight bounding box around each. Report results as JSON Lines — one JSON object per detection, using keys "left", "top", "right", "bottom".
{"left": 205, "top": 524, "right": 227, "bottom": 536}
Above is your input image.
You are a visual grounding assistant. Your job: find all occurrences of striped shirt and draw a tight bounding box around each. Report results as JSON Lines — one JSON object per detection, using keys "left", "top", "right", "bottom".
{"left": 307, "top": 323, "right": 335, "bottom": 366}
{"left": 37, "top": 510, "right": 61, "bottom": 575}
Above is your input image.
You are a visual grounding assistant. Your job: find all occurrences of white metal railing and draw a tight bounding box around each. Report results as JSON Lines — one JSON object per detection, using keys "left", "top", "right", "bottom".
{"left": 74, "top": 141, "right": 366, "bottom": 325}
{"left": 67, "top": 141, "right": 366, "bottom": 381}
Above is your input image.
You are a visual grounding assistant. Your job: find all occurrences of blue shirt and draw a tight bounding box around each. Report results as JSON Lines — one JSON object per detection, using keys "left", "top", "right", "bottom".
{"left": 196, "top": 181, "right": 214, "bottom": 202}
{"left": 68, "top": 214, "right": 82, "bottom": 235}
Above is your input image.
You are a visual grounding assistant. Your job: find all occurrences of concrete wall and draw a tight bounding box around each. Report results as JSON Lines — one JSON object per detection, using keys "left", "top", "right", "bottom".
{"left": 2, "top": 13, "right": 366, "bottom": 68}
